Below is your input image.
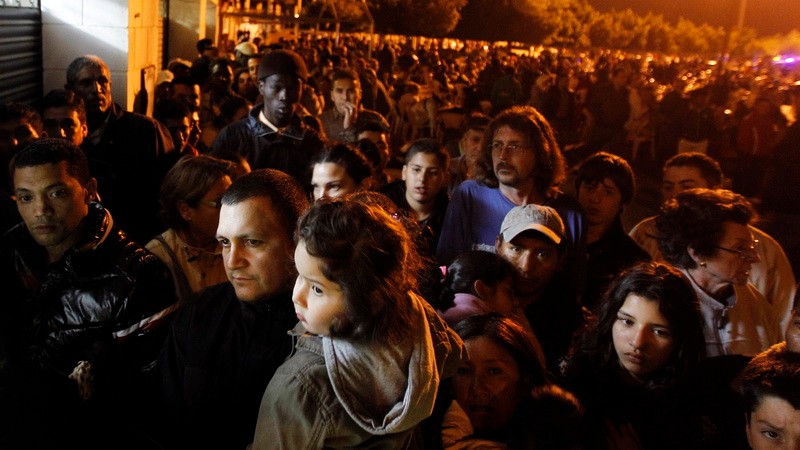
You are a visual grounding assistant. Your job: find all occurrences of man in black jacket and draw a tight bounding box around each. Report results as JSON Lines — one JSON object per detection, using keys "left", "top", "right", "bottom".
{"left": 66, "top": 54, "right": 179, "bottom": 243}
{"left": 1, "top": 139, "right": 177, "bottom": 447}
{"left": 211, "top": 49, "right": 324, "bottom": 189}
{"left": 159, "top": 169, "right": 308, "bottom": 449}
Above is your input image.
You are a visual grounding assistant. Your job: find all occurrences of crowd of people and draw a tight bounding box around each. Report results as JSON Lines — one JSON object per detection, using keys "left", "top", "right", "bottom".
{"left": 1, "top": 31, "right": 800, "bottom": 449}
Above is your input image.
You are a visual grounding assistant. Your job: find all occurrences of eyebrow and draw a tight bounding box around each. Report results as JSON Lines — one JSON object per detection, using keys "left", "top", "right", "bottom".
{"left": 755, "top": 419, "right": 783, "bottom": 430}
{"left": 14, "top": 182, "right": 67, "bottom": 194}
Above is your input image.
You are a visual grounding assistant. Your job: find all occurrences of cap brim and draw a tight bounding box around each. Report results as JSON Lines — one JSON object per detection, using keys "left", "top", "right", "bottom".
{"left": 503, "top": 223, "right": 562, "bottom": 245}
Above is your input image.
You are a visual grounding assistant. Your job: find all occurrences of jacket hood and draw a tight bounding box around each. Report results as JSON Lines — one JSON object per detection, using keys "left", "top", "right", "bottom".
{"left": 321, "top": 292, "right": 465, "bottom": 435}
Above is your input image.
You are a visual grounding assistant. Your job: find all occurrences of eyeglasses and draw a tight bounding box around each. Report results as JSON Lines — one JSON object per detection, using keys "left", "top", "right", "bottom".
{"left": 715, "top": 238, "right": 759, "bottom": 260}
{"left": 198, "top": 200, "right": 222, "bottom": 209}
{"left": 489, "top": 142, "right": 532, "bottom": 156}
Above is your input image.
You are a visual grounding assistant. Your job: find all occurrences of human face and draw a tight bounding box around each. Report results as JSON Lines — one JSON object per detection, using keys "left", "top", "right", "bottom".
{"left": 0, "top": 120, "right": 39, "bottom": 155}
{"left": 217, "top": 197, "right": 295, "bottom": 302}
{"left": 747, "top": 396, "right": 800, "bottom": 450}
{"left": 460, "top": 128, "right": 485, "bottom": 162}
{"left": 661, "top": 165, "right": 713, "bottom": 201}
{"left": 491, "top": 125, "right": 536, "bottom": 189}
{"left": 612, "top": 294, "right": 675, "bottom": 383}
{"left": 357, "top": 130, "right": 390, "bottom": 166}
{"left": 785, "top": 310, "right": 800, "bottom": 353}
{"left": 453, "top": 336, "right": 524, "bottom": 436}
{"left": 70, "top": 66, "right": 112, "bottom": 115}
{"left": 496, "top": 233, "right": 560, "bottom": 300}
{"left": 482, "top": 276, "right": 517, "bottom": 316}
{"left": 331, "top": 78, "right": 361, "bottom": 113}
{"left": 185, "top": 175, "right": 232, "bottom": 245}
{"left": 13, "top": 162, "right": 95, "bottom": 262}
{"left": 695, "top": 221, "right": 760, "bottom": 288}
{"left": 292, "top": 240, "right": 348, "bottom": 335}
{"left": 42, "top": 107, "right": 87, "bottom": 147}
{"left": 173, "top": 83, "right": 201, "bottom": 111}
{"left": 248, "top": 57, "right": 261, "bottom": 81}
{"left": 578, "top": 178, "right": 623, "bottom": 231}
{"left": 164, "top": 117, "right": 192, "bottom": 151}
{"left": 402, "top": 152, "right": 445, "bottom": 206}
{"left": 210, "top": 63, "right": 233, "bottom": 90}
{"left": 311, "top": 162, "right": 359, "bottom": 201}
{"left": 259, "top": 74, "right": 302, "bottom": 128}
{"left": 237, "top": 71, "right": 253, "bottom": 93}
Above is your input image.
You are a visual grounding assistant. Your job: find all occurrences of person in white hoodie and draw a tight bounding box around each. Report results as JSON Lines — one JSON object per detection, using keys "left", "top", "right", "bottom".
{"left": 253, "top": 198, "right": 466, "bottom": 449}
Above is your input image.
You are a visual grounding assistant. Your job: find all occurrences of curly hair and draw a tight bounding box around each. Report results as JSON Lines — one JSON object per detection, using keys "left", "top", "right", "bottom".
{"left": 565, "top": 261, "right": 705, "bottom": 384}
{"left": 656, "top": 188, "right": 754, "bottom": 269}
{"left": 296, "top": 198, "right": 420, "bottom": 344}
{"left": 474, "top": 106, "right": 565, "bottom": 197}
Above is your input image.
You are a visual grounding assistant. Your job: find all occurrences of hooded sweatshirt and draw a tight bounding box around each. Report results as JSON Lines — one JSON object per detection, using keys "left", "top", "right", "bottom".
{"left": 252, "top": 292, "right": 465, "bottom": 449}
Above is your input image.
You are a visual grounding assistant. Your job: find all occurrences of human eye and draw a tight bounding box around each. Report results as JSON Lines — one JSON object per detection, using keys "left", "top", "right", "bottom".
{"left": 616, "top": 315, "right": 634, "bottom": 326}
{"left": 506, "top": 144, "right": 519, "bottom": 152}
{"left": 244, "top": 239, "right": 262, "bottom": 246}
{"left": 653, "top": 327, "right": 672, "bottom": 338}
{"left": 49, "top": 188, "right": 69, "bottom": 199}
{"left": 760, "top": 429, "right": 782, "bottom": 441}
{"left": 489, "top": 142, "right": 502, "bottom": 151}
{"left": 456, "top": 366, "right": 471, "bottom": 376}
{"left": 487, "top": 366, "right": 503, "bottom": 375}
{"left": 535, "top": 250, "right": 552, "bottom": 259}
{"left": 15, "top": 194, "right": 32, "bottom": 203}
{"left": 217, "top": 237, "right": 230, "bottom": 247}
{"left": 311, "top": 285, "right": 324, "bottom": 296}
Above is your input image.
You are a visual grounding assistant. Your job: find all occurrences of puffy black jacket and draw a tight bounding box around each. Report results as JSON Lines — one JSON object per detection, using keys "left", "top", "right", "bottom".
{"left": 3, "top": 203, "right": 177, "bottom": 394}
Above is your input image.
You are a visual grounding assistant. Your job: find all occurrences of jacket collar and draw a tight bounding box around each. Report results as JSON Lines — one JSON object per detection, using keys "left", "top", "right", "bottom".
{"left": 247, "top": 105, "right": 306, "bottom": 141}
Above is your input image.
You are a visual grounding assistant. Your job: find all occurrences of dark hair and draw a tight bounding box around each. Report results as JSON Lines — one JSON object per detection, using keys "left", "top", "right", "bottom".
{"left": 66, "top": 55, "right": 108, "bottom": 88}
{"left": 355, "top": 138, "right": 385, "bottom": 171}
{"left": 37, "top": 89, "right": 87, "bottom": 125}
{"left": 575, "top": 151, "right": 635, "bottom": 204}
{"left": 404, "top": 138, "right": 450, "bottom": 171}
{"left": 153, "top": 98, "right": 191, "bottom": 125}
{"left": 10, "top": 138, "right": 90, "bottom": 186}
{"left": 656, "top": 188, "right": 755, "bottom": 269}
{"left": 663, "top": 152, "right": 723, "bottom": 188}
{"left": 0, "top": 102, "right": 43, "bottom": 134}
{"left": 221, "top": 168, "right": 309, "bottom": 241}
{"left": 171, "top": 76, "right": 197, "bottom": 89}
{"left": 735, "top": 348, "right": 800, "bottom": 421}
{"left": 463, "top": 112, "right": 491, "bottom": 133}
{"left": 565, "top": 262, "right": 705, "bottom": 383}
{"left": 296, "top": 198, "right": 419, "bottom": 344}
{"left": 475, "top": 106, "right": 565, "bottom": 197}
{"left": 330, "top": 68, "right": 360, "bottom": 86}
{"left": 454, "top": 313, "right": 547, "bottom": 389}
{"left": 310, "top": 143, "right": 372, "bottom": 186}
{"left": 356, "top": 121, "right": 388, "bottom": 135}
{"left": 213, "top": 96, "right": 250, "bottom": 129}
{"left": 158, "top": 155, "right": 234, "bottom": 230}
{"left": 440, "top": 251, "right": 514, "bottom": 308}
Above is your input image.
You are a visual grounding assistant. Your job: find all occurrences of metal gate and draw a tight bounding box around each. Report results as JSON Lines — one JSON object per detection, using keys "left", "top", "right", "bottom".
{"left": 0, "top": 1, "right": 42, "bottom": 104}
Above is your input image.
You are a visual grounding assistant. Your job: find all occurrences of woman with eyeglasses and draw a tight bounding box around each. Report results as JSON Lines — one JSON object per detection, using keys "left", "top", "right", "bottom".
{"left": 656, "top": 188, "right": 783, "bottom": 357}
{"left": 146, "top": 155, "right": 235, "bottom": 301}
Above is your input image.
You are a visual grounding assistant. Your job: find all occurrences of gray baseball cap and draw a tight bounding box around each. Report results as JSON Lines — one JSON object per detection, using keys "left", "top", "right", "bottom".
{"left": 500, "top": 204, "right": 565, "bottom": 245}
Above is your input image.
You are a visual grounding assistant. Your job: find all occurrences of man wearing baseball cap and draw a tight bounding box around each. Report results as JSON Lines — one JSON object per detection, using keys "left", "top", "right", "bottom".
{"left": 211, "top": 49, "right": 323, "bottom": 187}
{"left": 496, "top": 204, "right": 583, "bottom": 368}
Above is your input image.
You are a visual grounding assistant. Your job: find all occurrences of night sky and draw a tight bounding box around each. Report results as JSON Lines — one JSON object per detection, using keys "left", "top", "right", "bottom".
{"left": 586, "top": 0, "right": 800, "bottom": 36}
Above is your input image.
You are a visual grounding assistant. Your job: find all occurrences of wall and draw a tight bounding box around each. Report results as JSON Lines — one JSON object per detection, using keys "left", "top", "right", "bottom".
{"left": 41, "top": 0, "right": 162, "bottom": 111}
{"left": 168, "top": 0, "right": 217, "bottom": 64}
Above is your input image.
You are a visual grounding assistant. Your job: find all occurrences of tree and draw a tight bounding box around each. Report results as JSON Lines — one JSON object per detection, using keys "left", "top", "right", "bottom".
{"left": 368, "top": 0, "right": 467, "bottom": 36}
{"left": 541, "top": 0, "right": 595, "bottom": 48}
{"left": 451, "top": 0, "right": 554, "bottom": 43}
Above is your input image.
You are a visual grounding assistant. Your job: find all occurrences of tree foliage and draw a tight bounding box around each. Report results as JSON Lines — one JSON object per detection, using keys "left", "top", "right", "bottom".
{"left": 368, "top": 0, "right": 467, "bottom": 36}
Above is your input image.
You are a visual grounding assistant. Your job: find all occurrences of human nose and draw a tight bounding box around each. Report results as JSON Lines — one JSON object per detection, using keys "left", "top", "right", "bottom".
{"left": 292, "top": 277, "right": 306, "bottom": 308}
{"left": 32, "top": 195, "right": 54, "bottom": 217}
{"left": 516, "top": 252, "right": 535, "bottom": 275}
{"left": 224, "top": 242, "right": 246, "bottom": 269}
{"left": 631, "top": 327, "right": 648, "bottom": 350}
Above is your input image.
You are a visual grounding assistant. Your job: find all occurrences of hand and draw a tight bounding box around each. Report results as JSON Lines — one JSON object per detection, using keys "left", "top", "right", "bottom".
{"left": 68, "top": 360, "right": 94, "bottom": 401}
{"left": 342, "top": 102, "right": 357, "bottom": 130}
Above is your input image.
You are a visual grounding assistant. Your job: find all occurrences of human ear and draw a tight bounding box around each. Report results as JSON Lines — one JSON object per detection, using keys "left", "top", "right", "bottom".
{"left": 473, "top": 279, "right": 490, "bottom": 299}
{"left": 177, "top": 200, "right": 193, "bottom": 223}
{"left": 85, "top": 178, "right": 98, "bottom": 203}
